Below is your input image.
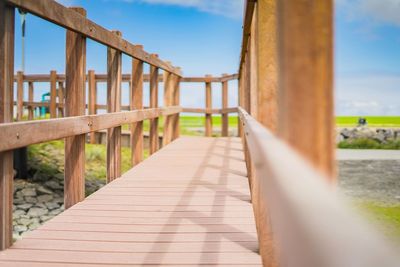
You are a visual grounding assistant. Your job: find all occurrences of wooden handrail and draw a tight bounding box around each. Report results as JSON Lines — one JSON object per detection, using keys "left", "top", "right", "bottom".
{"left": 0, "top": 106, "right": 181, "bottom": 152}
{"left": 5, "top": 0, "right": 181, "bottom": 76}
{"left": 238, "top": 107, "right": 399, "bottom": 267}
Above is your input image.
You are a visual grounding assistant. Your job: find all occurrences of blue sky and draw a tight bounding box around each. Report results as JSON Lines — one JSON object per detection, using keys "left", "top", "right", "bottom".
{"left": 13, "top": 0, "right": 400, "bottom": 115}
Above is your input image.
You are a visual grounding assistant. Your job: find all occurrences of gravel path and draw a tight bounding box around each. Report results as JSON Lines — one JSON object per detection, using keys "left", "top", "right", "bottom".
{"left": 337, "top": 149, "right": 400, "bottom": 161}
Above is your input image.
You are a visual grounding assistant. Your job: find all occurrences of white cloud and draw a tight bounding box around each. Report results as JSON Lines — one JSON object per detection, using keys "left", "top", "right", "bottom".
{"left": 121, "top": 0, "right": 244, "bottom": 19}
{"left": 337, "top": 0, "right": 400, "bottom": 26}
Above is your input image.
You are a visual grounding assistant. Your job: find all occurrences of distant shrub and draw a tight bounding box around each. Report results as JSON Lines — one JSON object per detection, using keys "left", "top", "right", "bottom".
{"left": 338, "top": 138, "right": 400, "bottom": 150}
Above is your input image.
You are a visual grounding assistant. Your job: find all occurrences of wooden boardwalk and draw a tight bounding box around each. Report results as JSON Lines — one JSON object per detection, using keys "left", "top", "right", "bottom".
{"left": 0, "top": 137, "right": 261, "bottom": 266}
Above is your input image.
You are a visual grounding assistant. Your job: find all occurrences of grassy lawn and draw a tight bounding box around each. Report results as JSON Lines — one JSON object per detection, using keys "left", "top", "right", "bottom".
{"left": 338, "top": 138, "right": 400, "bottom": 150}
{"left": 336, "top": 116, "right": 400, "bottom": 127}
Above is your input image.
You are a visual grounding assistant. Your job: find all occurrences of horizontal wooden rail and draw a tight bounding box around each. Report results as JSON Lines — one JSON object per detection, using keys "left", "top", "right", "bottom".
{"left": 5, "top": 0, "right": 181, "bottom": 76}
{"left": 182, "top": 107, "right": 237, "bottom": 114}
{"left": 12, "top": 73, "right": 238, "bottom": 83}
{"left": 0, "top": 106, "right": 181, "bottom": 152}
{"left": 238, "top": 107, "right": 399, "bottom": 267}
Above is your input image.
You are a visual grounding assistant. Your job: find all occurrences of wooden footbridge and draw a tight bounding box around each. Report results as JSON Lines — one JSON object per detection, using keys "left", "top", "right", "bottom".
{"left": 0, "top": 0, "right": 399, "bottom": 266}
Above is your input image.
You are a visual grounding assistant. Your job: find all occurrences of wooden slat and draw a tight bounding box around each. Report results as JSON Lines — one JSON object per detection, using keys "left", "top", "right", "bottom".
{"left": 27, "top": 82, "right": 33, "bottom": 120}
{"left": 205, "top": 75, "right": 212, "bottom": 137}
{"left": 5, "top": 0, "right": 181, "bottom": 76}
{"left": 130, "top": 58, "right": 144, "bottom": 166}
{"left": 149, "top": 62, "right": 159, "bottom": 155}
{"left": 162, "top": 70, "right": 173, "bottom": 146}
{"left": 220, "top": 73, "right": 239, "bottom": 82}
{"left": 88, "top": 70, "right": 96, "bottom": 144}
{"left": 0, "top": 137, "right": 262, "bottom": 265}
{"left": 57, "top": 81, "right": 64, "bottom": 117}
{"left": 49, "top": 70, "right": 57, "bottom": 118}
{"left": 0, "top": 107, "right": 181, "bottom": 152}
{"left": 239, "top": 0, "right": 257, "bottom": 76}
{"left": 277, "top": 0, "right": 335, "bottom": 178}
{"left": 221, "top": 73, "right": 229, "bottom": 137}
{"left": 64, "top": 7, "right": 86, "bottom": 209}
{"left": 172, "top": 73, "right": 180, "bottom": 140}
{"left": 0, "top": 2, "right": 14, "bottom": 250}
{"left": 107, "top": 31, "right": 122, "bottom": 182}
{"left": 16, "top": 71, "right": 23, "bottom": 121}
{"left": 181, "top": 76, "right": 221, "bottom": 83}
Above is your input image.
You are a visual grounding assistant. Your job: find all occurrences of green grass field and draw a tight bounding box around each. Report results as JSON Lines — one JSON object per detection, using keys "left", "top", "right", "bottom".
{"left": 336, "top": 116, "right": 400, "bottom": 127}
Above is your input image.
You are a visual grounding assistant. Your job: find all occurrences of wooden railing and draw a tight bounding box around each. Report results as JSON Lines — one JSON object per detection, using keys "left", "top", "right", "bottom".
{"left": 0, "top": 0, "right": 182, "bottom": 250}
{"left": 11, "top": 72, "right": 239, "bottom": 137}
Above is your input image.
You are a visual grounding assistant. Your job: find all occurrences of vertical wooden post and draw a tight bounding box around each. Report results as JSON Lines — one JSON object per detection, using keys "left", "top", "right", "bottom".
{"left": 162, "top": 69, "right": 173, "bottom": 146}
{"left": 107, "top": 31, "right": 122, "bottom": 182}
{"left": 88, "top": 70, "right": 97, "bottom": 144}
{"left": 64, "top": 7, "right": 86, "bottom": 209}
{"left": 57, "top": 81, "right": 64, "bottom": 117}
{"left": 28, "top": 81, "right": 34, "bottom": 120}
{"left": 221, "top": 73, "right": 229, "bottom": 137}
{"left": 130, "top": 55, "right": 144, "bottom": 166}
{"left": 205, "top": 75, "right": 212, "bottom": 137}
{"left": 238, "top": 78, "right": 243, "bottom": 137}
{"left": 277, "top": 0, "right": 334, "bottom": 178}
{"left": 149, "top": 56, "right": 159, "bottom": 155}
{"left": 16, "top": 71, "right": 23, "bottom": 121}
{"left": 172, "top": 70, "right": 181, "bottom": 140}
{"left": 0, "top": 2, "right": 14, "bottom": 250}
{"left": 50, "top": 70, "right": 57, "bottom": 118}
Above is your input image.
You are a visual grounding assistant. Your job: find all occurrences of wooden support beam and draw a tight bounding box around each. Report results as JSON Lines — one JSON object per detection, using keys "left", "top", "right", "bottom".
{"left": 16, "top": 71, "right": 23, "bottom": 121}
{"left": 205, "top": 75, "right": 212, "bottom": 137}
{"left": 149, "top": 57, "right": 159, "bottom": 155}
{"left": 57, "top": 81, "right": 64, "bottom": 117}
{"left": 0, "top": 2, "right": 15, "bottom": 250}
{"left": 162, "top": 69, "right": 173, "bottom": 146}
{"left": 221, "top": 73, "right": 229, "bottom": 137}
{"left": 172, "top": 71, "right": 181, "bottom": 140}
{"left": 277, "top": 0, "right": 334, "bottom": 178}
{"left": 28, "top": 81, "right": 34, "bottom": 120}
{"left": 50, "top": 70, "right": 57, "bottom": 118}
{"left": 88, "top": 70, "right": 97, "bottom": 144}
{"left": 130, "top": 57, "right": 144, "bottom": 166}
{"left": 64, "top": 7, "right": 86, "bottom": 209}
{"left": 107, "top": 31, "right": 122, "bottom": 182}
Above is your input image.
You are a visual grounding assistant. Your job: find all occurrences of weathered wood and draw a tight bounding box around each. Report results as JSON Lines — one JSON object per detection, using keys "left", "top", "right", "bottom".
{"left": 0, "top": 2, "right": 14, "bottom": 251}
{"left": 277, "top": 0, "right": 335, "bottom": 178}
{"left": 5, "top": 0, "right": 181, "bottom": 76}
{"left": 107, "top": 31, "right": 122, "bottom": 182}
{"left": 172, "top": 72, "right": 180, "bottom": 140}
{"left": 205, "top": 75, "right": 212, "bottom": 137}
{"left": 88, "top": 70, "right": 97, "bottom": 144}
{"left": 149, "top": 60, "right": 159, "bottom": 155}
{"left": 130, "top": 58, "right": 144, "bottom": 166}
{"left": 57, "top": 81, "right": 64, "bottom": 117}
{"left": 50, "top": 70, "right": 57, "bottom": 118}
{"left": 239, "top": 0, "right": 257, "bottom": 76}
{"left": 180, "top": 76, "right": 220, "bottom": 83}
{"left": 16, "top": 71, "right": 23, "bottom": 121}
{"left": 162, "top": 70, "right": 173, "bottom": 146}
{"left": 0, "top": 107, "right": 181, "bottom": 152}
{"left": 221, "top": 73, "right": 228, "bottom": 137}
{"left": 27, "top": 81, "right": 34, "bottom": 120}
{"left": 64, "top": 7, "right": 86, "bottom": 209}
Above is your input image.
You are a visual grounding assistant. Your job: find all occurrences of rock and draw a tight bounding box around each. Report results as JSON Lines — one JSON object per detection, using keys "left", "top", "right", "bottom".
{"left": 37, "top": 194, "right": 53, "bottom": 203}
{"left": 54, "top": 173, "right": 64, "bottom": 181}
{"left": 21, "top": 188, "right": 37, "bottom": 197}
{"left": 36, "top": 185, "right": 53, "bottom": 195}
{"left": 17, "top": 203, "right": 33, "bottom": 211}
{"left": 12, "top": 205, "right": 16, "bottom": 211}
{"left": 28, "top": 222, "right": 41, "bottom": 230}
{"left": 12, "top": 232, "right": 21, "bottom": 241}
{"left": 27, "top": 207, "right": 48, "bottom": 217}
{"left": 45, "top": 180, "right": 63, "bottom": 190}
{"left": 53, "top": 197, "right": 64, "bottom": 204}
{"left": 13, "top": 209, "right": 26, "bottom": 217}
{"left": 49, "top": 209, "right": 62, "bottom": 216}
{"left": 45, "top": 201, "right": 60, "bottom": 210}
{"left": 17, "top": 217, "right": 31, "bottom": 226}
{"left": 40, "top": 215, "right": 53, "bottom": 222}
{"left": 25, "top": 196, "right": 37, "bottom": 203}
{"left": 14, "top": 225, "right": 28, "bottom": 232}
{"left": 13, "top": 197, "right": 25, "bottom": 205}
{"left": 35, "top": 203, "right": 47, "bottom": 209}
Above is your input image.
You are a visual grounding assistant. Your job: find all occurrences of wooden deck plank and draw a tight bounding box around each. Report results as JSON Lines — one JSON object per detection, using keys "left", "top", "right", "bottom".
{"left": 0, "top": 137, "right": 261, "bottom": 266}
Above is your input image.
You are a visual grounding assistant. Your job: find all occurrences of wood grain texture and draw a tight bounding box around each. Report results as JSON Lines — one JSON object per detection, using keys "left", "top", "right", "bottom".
{"left": 27, "top": 82, "right": 33, "bottom": 120}
{"left": 107, "top": 31, "right": 122, "bottom": 182}
{"left": 64, "top": 7, "right": 86, "bottom": 209}
{"left": 277, "top": 0, "right": 335, "bottom": 178}
{"left": 0, "top": 137, "right": 261, "bottom": 265}
{"left": 49, "top": 70, "right": 57, "bottom": 118}
{"left": 130, "top": 58, "right": 144, "bottom": 166}
{"left": 88, "top": 70, "right": 96, "bottom": 143}
{"left": 162, "top": 70, "right": 173, "bottom": 146}
{"left": 149, "top": 63, "right": 159, "bottom": 155}
{"left": 16, "top": 71, "right": 23, "bottom": 121}
{"left": 57, "top": 81, "right": 64, "bottom": 117}
{"left": 0, "top": 3, "right": 14, "bottom": 250}
{"left": 205, "top": 75, "right": 212, "bottom": 137}
{"left": 221, "top": 74, "right": 228, "bottom": 137}
{"left": 172, "top": 73, "right": 180, "bottom": 140}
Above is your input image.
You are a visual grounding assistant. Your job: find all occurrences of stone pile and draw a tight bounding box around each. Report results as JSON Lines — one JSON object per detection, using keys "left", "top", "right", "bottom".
{"left": 337, "top": 127, "right": 400, "bottom": 143}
